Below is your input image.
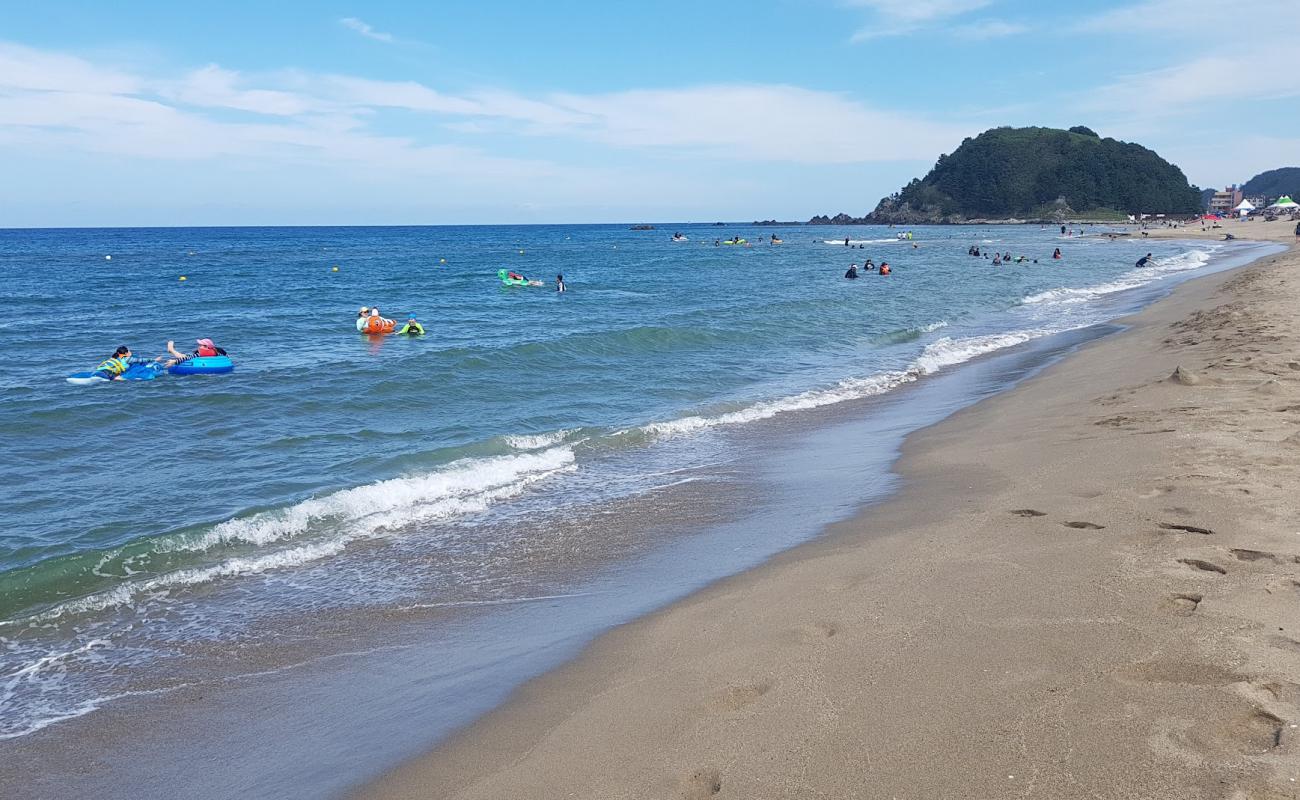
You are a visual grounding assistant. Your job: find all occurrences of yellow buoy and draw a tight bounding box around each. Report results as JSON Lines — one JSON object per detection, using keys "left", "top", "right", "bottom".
{"left": 440, "top": 258, "right": 446, "bottom": 264}
{"left": 331, "top": 266, "right": 339, "bottom": 272}
{"left": 105, "top": 255, "right": 112, "bottom": 260}
{"left": 518, "top": 249, "right": 525, "bottom": 255}
{"left": 179, "top": 276, "right": 187, "bottom": 281}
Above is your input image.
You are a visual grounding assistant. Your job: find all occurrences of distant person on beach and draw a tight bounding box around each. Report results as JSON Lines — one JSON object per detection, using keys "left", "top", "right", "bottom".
{"left": 844, "top": 237, "right": 850, "bottom": 246}
{"left": 1136, "top": 253, "right": 1153, "bottom": 268}
{"left": 1060, "top": 225, "right": 1067, "bottom": 235}
{"left": 1294, "top": 221, "right": 1300, "bottom": 239}
{"left": 845, "top": 264, "right": 859, "bottom": 279}
{"left": 555, "top": 274, "right": 565, "bottom": 293}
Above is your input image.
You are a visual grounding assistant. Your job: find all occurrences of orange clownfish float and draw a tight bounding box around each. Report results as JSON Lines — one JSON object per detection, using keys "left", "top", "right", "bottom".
{"left": 364, "top": 315, "right": 397, "bottom": 334}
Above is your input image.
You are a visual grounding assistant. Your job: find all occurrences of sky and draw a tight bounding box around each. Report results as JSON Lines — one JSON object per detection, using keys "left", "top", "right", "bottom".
{"left": 1, "top": 0, "right": 1297, "bottom": 227}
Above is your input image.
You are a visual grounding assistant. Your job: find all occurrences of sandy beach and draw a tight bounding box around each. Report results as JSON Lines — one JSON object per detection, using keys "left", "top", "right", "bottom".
{"left": 359, "top": 219, "right": 1300, "bottom": 800}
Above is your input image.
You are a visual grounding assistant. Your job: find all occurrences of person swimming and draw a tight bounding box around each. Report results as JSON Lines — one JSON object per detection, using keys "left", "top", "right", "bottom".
{"left": 844, "top": 263, "right": 859, "bottom": 279}
{"left": 555, "top": 273, "right": 566, "bottom": 293}
{"left": 879, "top": 262, "right": 891, "bottom": 276}
{"left": 395, "top": 316, "right": 425, "bottom": 336}
{"left": 1135, "top": 253, "right": 1153, "bottom": 268}
{"left": 1053, "top": 247, "right": 1062, "bottom": 259}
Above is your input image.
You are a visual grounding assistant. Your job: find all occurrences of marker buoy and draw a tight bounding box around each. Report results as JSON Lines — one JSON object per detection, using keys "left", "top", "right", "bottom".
{"left": 105, "top": 255, "right": 112, "bottom": 260}
{"left": 179, "top": 276, "right": 187, "bottom": 281}
{"left": 439, "top": 258, "right": 446, "bottom": 264}
{"left": 518, "top": 250, "right": 525, "bottom": 255}
{"left": 331, "top": 266, "right": 339, "bottom": 272}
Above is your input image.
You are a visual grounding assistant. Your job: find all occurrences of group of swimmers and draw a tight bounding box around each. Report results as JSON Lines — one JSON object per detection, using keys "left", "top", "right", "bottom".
{"left": 844, "top": 260, "right": 890, "bottom": 279}
{"left": 90, "top": 338, "right": 227, "bottom": 380}
{"left": 967, "top": 246, "right": 1051, "bottom": 266}
{"left": 356, "top": 306, "right": 425, "bottom": 336}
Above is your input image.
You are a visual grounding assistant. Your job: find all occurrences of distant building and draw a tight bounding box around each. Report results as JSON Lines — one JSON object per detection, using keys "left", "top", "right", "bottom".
{"left": 1209, "top": 186, "right": 1243, "bottom": 215}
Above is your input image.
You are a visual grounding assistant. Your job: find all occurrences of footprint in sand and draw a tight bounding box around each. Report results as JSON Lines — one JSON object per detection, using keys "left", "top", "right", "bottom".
{"left": 1214, "top": 709, "right": 1286, "bottom": 754}
{"left": 681, "top": 768, "right": 722, "bottom": 799}
{"left": 797, "top": 620, "right": 839, "bottom": 640}
{"left": 1159, "top": 593, "right": 1203, "bottom": 616}
{"left": 1179, "top": 558, "right": 1228, "bottom": 575}
{"left": 1063, "top": 521, "right": 1106, "bottom": 530}
{"left": 1159, "top": 522, "right": 1215, "bottom": 535}
{"left": 1010, "top": 509, "right": 1047, "bottom": 517}
{"left": 1229, "top": 548, "right": 1299, "bottom": 564}
{"left": 709, "top": 680, "right": 773, "bottom": 712}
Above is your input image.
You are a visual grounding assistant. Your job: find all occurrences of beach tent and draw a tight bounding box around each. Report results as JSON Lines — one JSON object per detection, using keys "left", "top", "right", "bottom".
{"left": 1234, "top": 199, "right": 1255, "bottom": 217}
{"left": 1268, "top": 195, "right": 1298, "bottom": 209}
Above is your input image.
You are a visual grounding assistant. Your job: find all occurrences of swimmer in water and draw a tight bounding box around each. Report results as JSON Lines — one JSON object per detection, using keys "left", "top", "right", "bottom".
{"left": 844, "top": 263, "right": 859, "bottom": 279}
{"left": 1136, "top": 253, "right": 1153, "bottom": 268}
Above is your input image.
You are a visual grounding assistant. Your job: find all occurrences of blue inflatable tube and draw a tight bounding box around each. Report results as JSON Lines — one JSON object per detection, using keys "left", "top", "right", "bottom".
{"left": 169, "top": 355, "right": 235, "bottom": 376}
{"left": 67, "top": 362, "right": 163, "bottom": 385}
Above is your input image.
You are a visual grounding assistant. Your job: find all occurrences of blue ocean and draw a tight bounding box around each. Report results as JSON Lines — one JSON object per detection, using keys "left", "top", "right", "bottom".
{"left": 0, "top": 223, "right": 1257, "bottom": 795}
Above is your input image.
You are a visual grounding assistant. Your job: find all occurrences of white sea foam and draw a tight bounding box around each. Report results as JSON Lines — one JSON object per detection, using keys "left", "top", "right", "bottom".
{"left": 10, "top": 448, "right": 578, "bottom": 624}
{"left": 637, "top": 370, "right": 919, "bottom": 438}
{"left": 1021, "top": 248, "right": 1213, "bottom": 307}
{"left": 165, "top": 447, "right": 576, "bottom": 553}
{"left": 637, "top": 324, "right": 1065, "bottom": 439}
{"left": 913, "top": 330, "right": 1049, "bottom": 375}
{"left": 502, "top": 430, "right": 572, "bottom": 451}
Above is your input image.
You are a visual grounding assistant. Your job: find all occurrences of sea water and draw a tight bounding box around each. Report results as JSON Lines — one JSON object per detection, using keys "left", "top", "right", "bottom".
{"left": 0, "top": 223, "right": 1249, "bottom": 765}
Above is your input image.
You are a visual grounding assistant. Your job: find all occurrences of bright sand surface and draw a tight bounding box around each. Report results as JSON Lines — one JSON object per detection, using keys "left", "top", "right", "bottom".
{"left": 360, "top": 219, "right": 1300, "bottom": 800}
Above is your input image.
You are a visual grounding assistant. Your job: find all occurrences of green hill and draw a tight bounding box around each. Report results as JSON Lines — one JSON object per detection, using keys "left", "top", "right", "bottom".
{"left": 867, "top": 126, "right": 1201, "bottom": 223}
{"left": 1242, "top": 167, "right": 1300, "bottom": 202}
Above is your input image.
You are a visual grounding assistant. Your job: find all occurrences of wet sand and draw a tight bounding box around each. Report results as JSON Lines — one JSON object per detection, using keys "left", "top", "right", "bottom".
{"left": 360, "top": 219, "right": 1300, "bottom": 799}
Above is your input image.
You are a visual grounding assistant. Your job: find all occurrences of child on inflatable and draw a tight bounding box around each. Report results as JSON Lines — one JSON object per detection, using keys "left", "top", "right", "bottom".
{"left": 90, "top": 345, "right": 165, "bottom": 380}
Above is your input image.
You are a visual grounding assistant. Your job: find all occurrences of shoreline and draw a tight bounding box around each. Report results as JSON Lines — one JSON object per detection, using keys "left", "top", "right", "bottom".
{"left": 360, "top": 219, "right": 1300, "bottom": 798}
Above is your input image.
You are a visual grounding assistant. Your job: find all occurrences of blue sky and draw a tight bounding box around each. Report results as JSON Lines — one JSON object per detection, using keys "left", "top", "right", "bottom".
{"left": 1, "top": 0, "right": 1296, "bottom": 226}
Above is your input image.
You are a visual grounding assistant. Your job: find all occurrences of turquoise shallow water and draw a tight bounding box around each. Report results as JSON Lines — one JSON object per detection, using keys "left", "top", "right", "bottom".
{"left": 0, "top": 223, "right": 1225, "bottom": 739}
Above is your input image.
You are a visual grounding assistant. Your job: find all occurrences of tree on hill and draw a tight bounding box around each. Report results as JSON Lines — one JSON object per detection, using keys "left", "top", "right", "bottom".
{"left": 1242, "top": 167, "right": 1300, "bottom": 202}
{"left": 867, "top": 126, "right": 1200, "bottom": 223}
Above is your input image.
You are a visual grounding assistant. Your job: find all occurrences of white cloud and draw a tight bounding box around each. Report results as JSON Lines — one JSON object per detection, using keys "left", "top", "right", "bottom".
{"left": 0, "top": 40, "right": 985, "bottom": 226}
{"left": 847, "top": 0, "right": 991, "bottom": 40}
{"left": 0, "top": 42, "right": 141, "bottom": 94}
{"left": 166, "top": 65, "right": 331, "bottom": 116}
{"left": 339, "top": 17, "right": 394, "bottom": 43}
{"left": 1080, "top": 2, "right": 1298, "bottom": 36}
{"left": 1079, "top": 56, "right": 1300, "bottom": 116}
{"left": 0, "top": 41, "right": 968, "bottom": 167}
